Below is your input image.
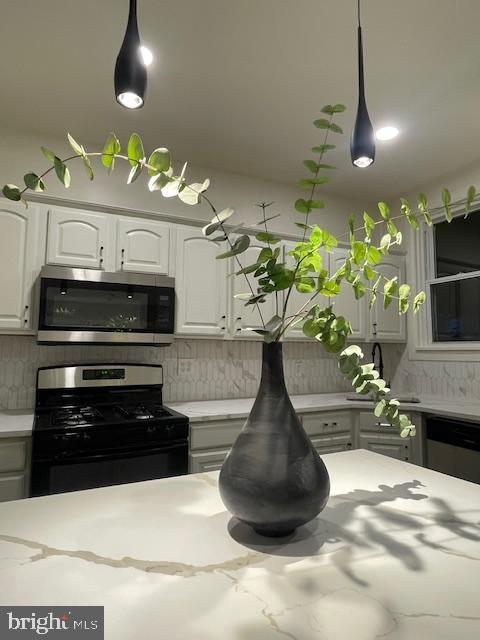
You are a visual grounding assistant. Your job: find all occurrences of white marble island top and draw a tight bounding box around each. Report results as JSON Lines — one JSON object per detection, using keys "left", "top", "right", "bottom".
{"left": 0, "top": 450, "right": 479, "bottom": 639}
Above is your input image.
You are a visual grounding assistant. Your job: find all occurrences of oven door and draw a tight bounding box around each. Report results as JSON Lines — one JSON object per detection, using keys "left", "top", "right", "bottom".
{"left": 37, "top": 268, "right": 175, "bottom": 345}
{"left": 31, "top": 441, "right": 188, "bottom": 496}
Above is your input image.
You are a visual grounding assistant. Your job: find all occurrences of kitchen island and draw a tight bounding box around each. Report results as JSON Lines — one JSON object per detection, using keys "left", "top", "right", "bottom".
{"left": 0, "top": 450, "right": 479, "bottom": 639}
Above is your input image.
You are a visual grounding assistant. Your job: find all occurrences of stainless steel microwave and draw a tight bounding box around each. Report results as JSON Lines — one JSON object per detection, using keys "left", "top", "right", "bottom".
{"left": 37, "top": 266, "right": 175, "bottom": 345}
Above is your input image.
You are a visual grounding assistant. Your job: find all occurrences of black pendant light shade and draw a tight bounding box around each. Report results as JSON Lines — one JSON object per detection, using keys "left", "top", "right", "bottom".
{"left": 115, "top": 0, "right": 147, "bottom": 109}
{"left": 351, "top": 1, "right": 375, "bottom": 168}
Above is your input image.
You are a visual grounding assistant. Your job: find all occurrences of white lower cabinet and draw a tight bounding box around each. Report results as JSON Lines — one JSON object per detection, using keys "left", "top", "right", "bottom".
{"left": 187, "top": 408, "right": 423, "bottom": 474}
{"left": 0, "top": 200, "right": 46, "bottom": 330}
{"left": 0, "top": 437, "right": 30, "bottom": 502}
{"left": 175, "top": 226, "right": 228, "bottom": 336}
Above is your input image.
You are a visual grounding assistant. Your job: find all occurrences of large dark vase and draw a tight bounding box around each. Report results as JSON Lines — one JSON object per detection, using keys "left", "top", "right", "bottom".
{"left": 219, "top": 342, "right": 330, "bottom": 537}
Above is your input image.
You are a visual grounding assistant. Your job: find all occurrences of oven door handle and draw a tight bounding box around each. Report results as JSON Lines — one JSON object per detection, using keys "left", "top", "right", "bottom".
{"left": 43, "top": 440, "right": 188, "bottom": 464}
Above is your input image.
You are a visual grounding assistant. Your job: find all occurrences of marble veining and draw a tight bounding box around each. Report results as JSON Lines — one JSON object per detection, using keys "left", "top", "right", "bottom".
{"left": 0, "top": 450, "right": 479, "bottom": 639}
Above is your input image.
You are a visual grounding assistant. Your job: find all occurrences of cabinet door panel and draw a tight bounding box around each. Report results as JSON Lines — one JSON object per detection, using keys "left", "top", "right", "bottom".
{"left": 47, "top": 208, "right": 109, "bottom": 268}
{"left": 370, "top": 256, "right": 406, "bottom": 341}
{"left": 329, "top": 247, "right": 367, "bottom": 340}
{"left": 0, "top": 439, "right": 27, "bottom": 472}
{"left": 231, "top": 245, "right": 276, "bottom": 338}
{"left": 118, "top": 218, "right": 170, "bottom": 274}
{"left": 175, "top": 226, "right": 227, "bottom": 336}
{"left": 311, "top": 435, "right": 352, "bottom": 456}
{"left": 0, "top": 201, "right": 45, "bottom": 329}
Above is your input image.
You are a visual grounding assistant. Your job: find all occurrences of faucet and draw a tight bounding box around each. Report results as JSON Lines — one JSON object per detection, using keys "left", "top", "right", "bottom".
{"left": 371, "top": 342, "right": 384, "bottom": 382}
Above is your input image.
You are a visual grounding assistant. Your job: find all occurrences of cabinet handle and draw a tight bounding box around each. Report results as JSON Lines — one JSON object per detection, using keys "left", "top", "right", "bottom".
{"left": 236, "top": 317, "right": 242, "bottom": 321}
{"left": 99, "top": 245, "right": 104, "bottom": 256}
{"left": 372, "top": 322, "right": 377, "bottom": 336}
{"left": 323, "top": 422, "right": 329, "bottom": 427}
{"left": 332, "top": 422, "right": 338, "bottom": 426}
{"left": 376, "top": 422, "right": 390, "bottom": 428}
{"left": 121, "top": 248, "right": 125, "bottom": 268}
{"left": 346, "top": 443, "right": 352, "bottom": 448}
{"left": 221, "top": 315, "right": 226, "bottom": 320}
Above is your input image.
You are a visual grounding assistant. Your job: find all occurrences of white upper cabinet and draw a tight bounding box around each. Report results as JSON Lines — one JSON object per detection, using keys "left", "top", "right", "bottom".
{"left": 0, "top": 200, "right": 46, "bottom": 330}
{"left": 329, "top": 247, "right": 368, "bottom": 341}
{"left": 282, "top": 240, "right": 328, "bottom": 340}
{"left": 46, "top": 207, "right": 114, "bottom": 270}
{"left": 175, "top": 226, "right": 227, "bottom": 336}
{"left": 230, "top": 244, "right": 277, "bottom": 338}
{"left": 117, "top": 218, "right": 170, "bottom": 274}
{"left": 369, "top": 255, "right": 406, "bottom": 342}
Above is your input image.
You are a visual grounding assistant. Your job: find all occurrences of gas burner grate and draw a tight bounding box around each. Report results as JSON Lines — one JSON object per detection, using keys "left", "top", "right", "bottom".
{"left": 116, "top": 403, "right": 170, "bottom": 421}
{"left": 53, "top": 406, "right": 104, "bottom": 427}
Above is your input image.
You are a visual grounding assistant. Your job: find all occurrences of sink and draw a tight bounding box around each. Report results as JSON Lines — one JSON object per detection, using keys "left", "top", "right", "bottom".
{"left": 345, "top": 393, "right": 420, "bottom": 403}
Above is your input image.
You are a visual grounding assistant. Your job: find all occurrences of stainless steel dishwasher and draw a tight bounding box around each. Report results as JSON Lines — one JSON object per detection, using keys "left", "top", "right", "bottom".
{"left": 426, "top": 415, "right": 480, "bottom": 483}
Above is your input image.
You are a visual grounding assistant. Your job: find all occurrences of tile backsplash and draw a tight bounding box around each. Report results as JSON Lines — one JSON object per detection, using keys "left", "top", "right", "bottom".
{"left": 0, "top": 335, "right": 365, "bottom": 410}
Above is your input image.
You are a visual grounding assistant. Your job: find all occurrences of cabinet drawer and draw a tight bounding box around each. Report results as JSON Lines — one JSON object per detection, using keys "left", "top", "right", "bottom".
{"left": 358, "top": 411, "right": 412, "bottom": 434}
{"left": 302, "top": 411, "right": 352, "bottom": 437}
{"left": 0, "top": 473, "right": 26, "bottom": 502}
{"left": 189, "top": 449, "right": 229, "bottom": 474}
{"left": 0, "top": 439, "right": 27, "bottom": 472}
{"left": 190, "top": 419, "right": 244, "bottom": 451}
{"left": 311, "top": 434, "right": 352, "bottom": 455}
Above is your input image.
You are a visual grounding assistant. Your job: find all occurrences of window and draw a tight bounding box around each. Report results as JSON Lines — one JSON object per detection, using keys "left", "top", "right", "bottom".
{"left": 428, "top": 212, "right": 480, "bottom": 342}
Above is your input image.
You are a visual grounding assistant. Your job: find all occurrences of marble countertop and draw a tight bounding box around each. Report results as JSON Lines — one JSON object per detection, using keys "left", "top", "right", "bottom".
{"left": 0, "top": 450, "right": 478, "bottom": 639}
{"left": 0, "top": 410, "right": 34, "bottom": 438}
{"left": 168, "top": 392, "right": 480, "bottom": 423}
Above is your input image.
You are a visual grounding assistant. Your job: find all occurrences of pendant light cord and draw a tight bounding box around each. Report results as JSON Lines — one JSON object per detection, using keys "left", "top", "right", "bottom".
{"left": 358, "top": 0, "right": 361, "bottom": 27}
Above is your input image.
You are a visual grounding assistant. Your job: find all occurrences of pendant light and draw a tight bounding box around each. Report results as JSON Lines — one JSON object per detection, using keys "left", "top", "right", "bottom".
{"left": 115, "top": 0, "right": 147, "bottom": 109}
{"left": 351, "top": 0, "right": 375, "bottom": 168}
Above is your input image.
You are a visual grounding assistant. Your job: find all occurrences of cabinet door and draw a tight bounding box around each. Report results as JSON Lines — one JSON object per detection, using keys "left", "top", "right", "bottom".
{"left": 175, "top": 226, "right": 227, "bottom": 336}
{"left": 359, "top": 434, "right": 410, "bottom": 461}
{"left": 47, "top": 208, "right": 111, "bottom": 269}
{"left": 189, "top": 449, "right": 229, "bottom": 473}
{"left": 370, "top": 255, "right": 406, "bottom": 342}
{"left": 230, "top": 245, "right": 277, "bottom": 338}
{"left": 282, "top": 240, "right": 328, "bottom": 340}
{"left": 117, "top": 218, "right": 170, "bottom": 274}
{"left": 0, "top": 201, "right": 46, "bottom": 330}
{"left": 329, "top": 247, "right": 367, "bottom": 340}
{"left": 0, "top": 473, "right": 26, "bottom": 502}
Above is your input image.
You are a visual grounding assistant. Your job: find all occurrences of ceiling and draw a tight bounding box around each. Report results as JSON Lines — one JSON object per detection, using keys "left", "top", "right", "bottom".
{"left": 1, "top": 0, "right": 480, "bottom": 201}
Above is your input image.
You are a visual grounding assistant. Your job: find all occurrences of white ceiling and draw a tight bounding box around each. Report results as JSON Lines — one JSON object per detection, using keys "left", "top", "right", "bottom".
{"left": 1, "top": 0, "right": 480, "bottom": 200}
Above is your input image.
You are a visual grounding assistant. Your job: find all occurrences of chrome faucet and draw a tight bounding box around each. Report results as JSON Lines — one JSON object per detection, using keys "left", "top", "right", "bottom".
{"left": 371, "top": 342, "right": 384, "bottom": 382}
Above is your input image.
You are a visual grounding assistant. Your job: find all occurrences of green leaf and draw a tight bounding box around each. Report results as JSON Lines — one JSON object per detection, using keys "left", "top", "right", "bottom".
{"left": 321, "top": 103, "right": 346, "bottom": 114}
{"left": 82, "top": 155, "right": 94, "bottom": 180}
{"left": 319, "top": 280, "right": 340, "bottom": 297}
{"left": 378, "top": 201, "right": 390, "bottom": 221}
{"left": 303, "top": 159, "right": 319, "bottom": 173}
{"left": 309, "top": 200, "right": 325, "bottom": 209}
{"left": 127, "top": 133, "right": 145, "bottom": 167}
{"left": 313, "top": 118, "right": 331, "bottom": 129}
{"left": 148, "top": 172, "right": 171, "bottom": 193}
{"left": 329, "top": 123, "right": 343, "bottom": 134}
{"left": 255, "top": 231, "right": 281, "bottom": 244}
{"left": 442, "top": 188, "right": 452, "bottom": 222}
{"left": 465, "top": 185, "right": 476, "bottom": 218}
{"left": 23, "top": 173, "right": 45, "bottom": 192}
{"left": 54, "top": 157, "right": 71, "bottom": 188}
{"left": 312, "top": 144, "right": 336, "bottom": 153}
{"left": 348, "top": 213, "right": 356, "bottom": 244}
{"left": 417, "top": 192, "right": 432, "bottom": 226}
{"left": 216, "top": 234, "right": 250, "bottom": 259}
{"left": 400, "top": 197, "right": 419, "bottom": 230}
{"left": 363, "top": 264, "right": 375, "bottom": 280}
{"left": 67, "top": 133, "right": 84, "bottom": 157}
{"left": 352, "top": 241, "right": 367, "bottom": 265}
{"left": 383, "top": 278, "right": 398, "bottom": 309}
{"left": 353, "top": 280, "right": 366, "bottom": 299}
{"left": 295, "top": 222, "right": 312, "bottom": 230}
{"left": 178, "top": 179, "right": 210, "bottom": 205}
{"left": 413, "top": 291, "right": 426, "bottom": 313}
{"left": 147, "top": 148, "right": 171, "bottom": 175}
{"left": 295, "top": 198, "right": 311, "bottom": 214}
{"left": 363, "top": 211, "right": 375, "bottom": 239}
{"left": 263, "top": 315, "right": 283, "bottom": 342}
{"left": 101, "top": 133, "right": 121, "bottom": 172}
{"left": 367, "top": 245, "right": 381, "bottom": 265}
{"left": 236, "top": 263, "right": 261, "bottom": 275}
{"left": 298, "top": 177, "right": 330, "bottom": 188}
{"left": 2, "top": 184, "right": 21, "bottom": 201}
{"left": 41, "top": 147, "right": 56, "bottom": 162}
{"left": 127, "top": 161, "right": 144, "bottom": 184}
{"left": 398, "top": 284, "right": 411, "bottom": 314}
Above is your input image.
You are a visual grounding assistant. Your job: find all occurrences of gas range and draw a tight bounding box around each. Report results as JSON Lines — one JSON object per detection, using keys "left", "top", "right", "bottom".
{"left": 31, "top": 364, "right": 189, "bottom": 496}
